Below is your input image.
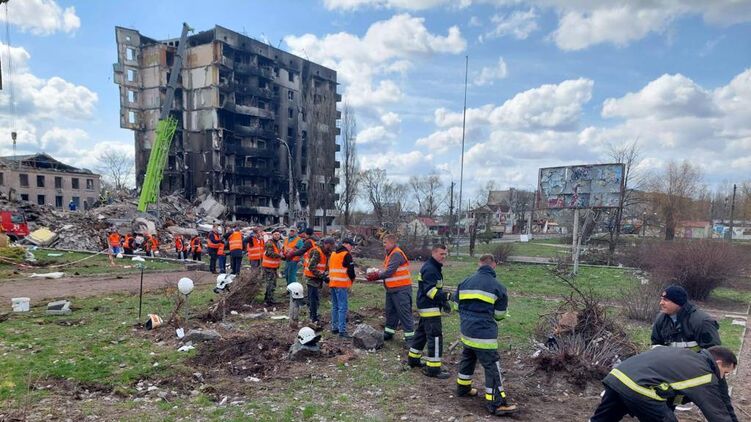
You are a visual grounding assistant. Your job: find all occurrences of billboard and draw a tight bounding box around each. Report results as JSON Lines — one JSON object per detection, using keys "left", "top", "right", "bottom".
{"left": 538, "top": 163, "right": 625, "bottom": 209}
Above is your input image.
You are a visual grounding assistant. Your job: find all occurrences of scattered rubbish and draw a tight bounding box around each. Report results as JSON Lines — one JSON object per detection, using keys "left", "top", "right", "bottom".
{"left": 230, "top": 311, "right": 239, "bottom": 315}
{"left": 46, "top": 253, "right": 64, "bottom": 257}
{"left": 244, "top": 376, "right": 261, "bottom": 383}
{"left": 25, "top": 251, "right": 37, "bottom": 263}
{"left": 46, "top": 300, "right": 72, "bottom": 315}
{"left": 30, "top": 272, "right": 65, "bottom": 279}
{"left": 270, "top": 315, "right": 289, "bottom": 320}
{"left": 11, "top": 297, "right": 30, "bottom": 312}
{"left": 178, "top": 343, "right": 195, "bottom": 352}
{"left": 176, "top": 328, "right": 185, "bottom": 338}
{"left": 145, "top": 314, "right": 163, "bottom": 330}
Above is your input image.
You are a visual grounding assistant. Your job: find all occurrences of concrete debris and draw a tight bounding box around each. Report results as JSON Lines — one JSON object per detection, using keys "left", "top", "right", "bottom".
{"left": 27, "top": 228, "right": 58, "bottom": 246}
{"left": 166, "top": 226, "right": 199, "bottom": 237}
{"left": 46, "top": 300, "right": 72, "bottom": 315}
{"left": 288, "top": 341, "right": 322, "bottom": 361}
{"left": 11, "top": 297, "right": 30, "bottom": 312}
{"left": 196, "top": 194, "right": 227, "bottom": 220}
{"left": 30, "top": 272, "right": 65, "bottom": 279}
{"left": 352, "top": 324, "right": 384, "bottom": 350}
{"left": 183, "top": 329, "right": 221, "bottom": 343}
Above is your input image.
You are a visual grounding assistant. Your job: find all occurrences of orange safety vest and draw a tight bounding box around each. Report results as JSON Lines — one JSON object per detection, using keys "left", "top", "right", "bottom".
{"left": 247, "top": 236, "right": 264, "bottom": 261}
{"left": 190, "top": 237, "right": 202, "bottom": 253}
{"left": 217, "top": 242, "right": 225, "bottom": 256}
{"left": 262, "top": 241, "right": 281, "bottom": 269}
{"left": 228, "top": 231, "right": 243, "bottom": 251}
{"left": 175, "top": 237, "right": 184, "bottom": 251}
{"left": 328, "top": 250, "right": 352, "bottom": 288}
{"left": 108, "top": 233, "right": 121, "bottom": 247}
{"left": 304, "top": 244, "right": 327, "bottom": 278}
{"left": 283, "top": 236, "right": 301, "bottom": 262}
{"left": 206, "top": 232, "right": 221, "bottom": 249}
{"left": 383, "top": 247, "right": 411, "bottom": 289}
{"left": 124, "top": 235, "right": 134, "bottom": 250}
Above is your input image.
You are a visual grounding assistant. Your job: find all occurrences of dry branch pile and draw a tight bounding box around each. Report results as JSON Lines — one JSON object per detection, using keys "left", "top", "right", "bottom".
{"left": 202, "top": 268, "right": 264, "bottom": 321}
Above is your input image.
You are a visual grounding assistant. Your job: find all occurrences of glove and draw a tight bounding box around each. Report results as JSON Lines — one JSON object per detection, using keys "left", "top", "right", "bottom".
{"left": 450, "top": 301, "right": 459, "bottom": 312}
{"left": 366, "top": 272, "right": 379, "bottom": 282}
{"left": 497, "top": 310, "right": 510, "bottom": 321}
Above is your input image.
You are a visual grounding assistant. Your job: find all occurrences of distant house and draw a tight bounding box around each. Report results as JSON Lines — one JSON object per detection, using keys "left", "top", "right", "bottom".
{"left": 0, "top": 153, "right": 101, "bottom": 210}
{"left": 676, "top": 220, "right": 711, "bottom": 239}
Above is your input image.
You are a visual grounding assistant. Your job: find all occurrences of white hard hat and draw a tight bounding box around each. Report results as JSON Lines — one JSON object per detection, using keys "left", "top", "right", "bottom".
{"left": 177, "top": 277, "right": 194, "bottom": 295}
{"left": 287, "top": 282, "right": 304, "bottom": 299}
{"left": 297, "top": 326, "right": 318, "bottom": 345}
{"left": 116, "top": 253, "right": 123, "bottom": 259}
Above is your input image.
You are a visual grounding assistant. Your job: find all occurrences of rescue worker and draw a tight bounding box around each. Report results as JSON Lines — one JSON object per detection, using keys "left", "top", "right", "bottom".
{"left": 590, "top": 345, "right": 738, "bottom": 421}
{"left": 108, "top": 229, "right": 122, "bottom": 256}
{"left": 287, "top": 227, "right": 317, "bottom": 262}
{"left": 304, "top": 237, "right": 335, "bottom": 329}
{"left": 145, "top": 233, "right": 159, "bottom": 257}
{"left": 409, "top": 244, "right": 451, "bottom": 378}
{"left": 217, "top": 235, "right": 227, "bottom": 274}
{"left": 651, "top": 285, "right": 721, "bottom": 350}
{"left": 206, "top": 225, "right": 222, "bottom": 273}
{"left": 366, "top": 234, "right": 414, "bottom": 345}
{"left": 454, "top": 254, "right": 517, "bottom": 416}
{"left": 123, "top": 232, "right": 135, "bottom": 256}
{"left": 174, "top": 235, "right": 185, "bottom": 260}
{"left": 283, "top": 227, "right": 303, "bottom": 285}
{"left": 189, "top": 234, "right": 202, "bottom": 262}
{"left": 226, "top": 226, "right": 245, "bottom": 275}
{"left": 246, "top": 227, "right": 264, "bottom": 267}
{"left": 328, "top": 238, "right": 356, "bottom": 338}
{"left": 262, "top": 230, "right": 284, "bottom": 305}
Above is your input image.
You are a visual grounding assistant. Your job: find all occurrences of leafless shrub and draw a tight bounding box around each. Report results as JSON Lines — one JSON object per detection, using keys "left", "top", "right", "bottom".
{"left": 622, "top": 278, "right": 664, "bottom": 322}
{"left": 491, "top": 243, "right": 515, "bottom": 264}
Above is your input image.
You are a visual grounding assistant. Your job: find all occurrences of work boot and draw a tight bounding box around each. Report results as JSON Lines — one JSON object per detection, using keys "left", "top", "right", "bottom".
{"left": 457, "top": 387, "right": 478, "bottom": 397}
{"left": 489, "top": 403, "right": 517, "bottom": 416}
{"left": 422, "top": 367, "right": 449, "bottom": 379}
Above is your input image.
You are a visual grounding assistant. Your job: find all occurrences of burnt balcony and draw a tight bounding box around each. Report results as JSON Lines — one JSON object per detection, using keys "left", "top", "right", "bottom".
{"left": 222, "top": 102, "right": 275, "bottom": 119}
{"left": 224, "top": 144, "right": 276, "bottom": 158}
{"left": 234, "top": 62, "right": 273, "bottom": 79}
{"left": 235, "top": 205, "right": 276, "bottom": 216}
{"left": 236, "top": 185, "right": 265, "bottom": 195}
{"left": 218, "top": 81, "right": 274, "bottom": 101}
{"left": 232, "top": 124, "right": 276, "bottom": 139}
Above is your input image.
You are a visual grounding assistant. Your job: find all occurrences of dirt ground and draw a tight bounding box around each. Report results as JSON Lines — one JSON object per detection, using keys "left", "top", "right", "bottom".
{"left": 0, "top": 270, "right": 213, "bottom": 304}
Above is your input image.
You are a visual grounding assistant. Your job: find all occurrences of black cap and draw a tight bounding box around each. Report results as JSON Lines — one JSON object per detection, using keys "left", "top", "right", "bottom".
{"left": 322, "top": 237, "right": 336, "bottom": 245}
{"left": 341, "top": 238, "right": 355, "bottom": 245}
{"left": 662, "top": 285, "right": 688, "bottom": 307}
{"left": 304, "top": 228, "right": 314, "bottom": 236}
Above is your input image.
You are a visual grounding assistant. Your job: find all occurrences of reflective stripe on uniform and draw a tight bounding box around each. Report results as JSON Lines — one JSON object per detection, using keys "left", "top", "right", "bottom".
{"left": 458, "top": 289, "right": 497, "bottom": 304}
{"left": 461, "top": 335, "right": 498, "bottom": 349}
{"left": 404, "top": 331, "right": 415, "bottom": 338}
{"left": 457, "top": 378, "right": 472, "bottom": 385}
{"left": 418, "top": 307, "right": 441, "bottom": 317}
{"left": 427, "top": 287, "right": 439, "bottom": 299}
{"left": 408, "top": 351, "right": 422, "bottom": 359}
{"left": 426, "top": 361, "right": 441, "bottom": 367}
{"left": 384, "top": 327, "right": 396, "bottom": 334}
{"left": 669, "top": 341, "right": 699, "bottom": 348}
{"left": 485, "top": 394, "right": 494, "bottom": 401}
{"left": 610, "top": 369, "right": 665, "bottom": 401}
{"left": 670, "top": 374, "right": 713, "bottom": 390}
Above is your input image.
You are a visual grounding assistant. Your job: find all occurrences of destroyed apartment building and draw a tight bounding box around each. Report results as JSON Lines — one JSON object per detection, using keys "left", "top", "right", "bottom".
{"left": 113, "top": 25, "right": 341, "bottom": 227}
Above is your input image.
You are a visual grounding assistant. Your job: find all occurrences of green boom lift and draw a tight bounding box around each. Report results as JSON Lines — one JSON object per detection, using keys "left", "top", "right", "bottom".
{"left": 137, "top": 23, "right": 193, "bottom": 212}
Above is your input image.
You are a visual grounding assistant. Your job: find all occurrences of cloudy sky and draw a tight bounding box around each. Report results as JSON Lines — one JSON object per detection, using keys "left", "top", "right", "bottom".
{"left": 0, "top": 0, "right": 749, "bottom": 199}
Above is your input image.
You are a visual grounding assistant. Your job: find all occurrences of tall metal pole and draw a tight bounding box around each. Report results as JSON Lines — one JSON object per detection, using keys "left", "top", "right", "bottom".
{"left": 456, "top": 56, "right": 468, "bottom": 251}
{"left": 729, "top": 184, "right": 737, "bottom": 241}
{"left": 572, "top": 208, "right": 580, "bottom": 275}
{"left": 278, "top": 138, "right": 294, "bottom": 226}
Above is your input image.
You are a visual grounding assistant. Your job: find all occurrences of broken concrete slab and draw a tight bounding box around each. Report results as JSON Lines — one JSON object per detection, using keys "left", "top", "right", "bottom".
{"left": 196, "top": 195, "right": 227, "bottom": 220}
{"left": 27, "top": 228, "right": 58, "bottom": 246}
{"left": 184, "top": 329, "right": 221, "bottom": 343}
{"left": 132, "top": 217, "right": 156, "bottom": 236}
{"left": 46, "top": 300, "right": 72, "bottom": 315}
{"left": 288, "top": 341, "right": 322, "bottom": 361}
{"left": 352, "top": 324, "right": 384, "bottom": 350}
{"left": 166, "top": 226, "right": 199, "bottom": 237}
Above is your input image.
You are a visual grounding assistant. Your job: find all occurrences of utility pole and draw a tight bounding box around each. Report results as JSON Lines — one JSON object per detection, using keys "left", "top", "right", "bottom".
{"left": 456, "top": 55, "right": 469, "bottom": 251}
{"left": 449, "top": 181, "right": 455, "bottom": 246}
{"left": 729, "top": 183, "right": 737, "bottom": 241}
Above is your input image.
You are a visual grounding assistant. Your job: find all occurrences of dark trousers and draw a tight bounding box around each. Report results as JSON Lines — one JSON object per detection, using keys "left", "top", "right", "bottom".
{"left": 409, "top": 316, "right": 442, "bottom": 374}
{"left": 192, "top": 251, "right": 202, "bottom": 262}
{"left": 250, "top": 260, "right": 260, "bottom": 268}
{"left": 263, "top": 268, "right": 279, "bottom": 303}
{"left": 231, "top": 255, "right": 243, "bottom": 275}
{"left": 208, "top": 251, "right": 217, "bottom": 273}
{"left": 384, "top": 287, "right": 414, "bottom": 341}
{"left": 590, "top": 386, "right": 677, "bottom": 422}
{"left": 456, "top": 347, "right": 506, "bottom": 412}
{"left": 307, "top": 282, "right": 321, "bottom": 322}
{"left": 217, "top": 255, "right": 226, "bottom": 274}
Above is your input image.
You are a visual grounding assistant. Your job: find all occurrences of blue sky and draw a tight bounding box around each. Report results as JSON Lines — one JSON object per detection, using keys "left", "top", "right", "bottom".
{"left": 1, "top": 0, "right": 750, "bottom": 201}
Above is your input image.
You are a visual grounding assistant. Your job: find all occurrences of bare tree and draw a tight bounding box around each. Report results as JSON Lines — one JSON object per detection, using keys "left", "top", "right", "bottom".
{"left": 509, "top": 189, "right": 535, "bottom": 233}
{"left": 96, "top": 150, "right": 134, "bottom": 191}
{"left": 409, "top": 172, "right": 443, "bottom": 217}
{"left": 360, "top": 168, "right": 406, "bottom": 228}
{"left": 648, "top": 161, "right": 703, "bottom": 240}
{"left": 607, "top": 140, "right": 642, "bottom": 262}
{"left": 337, "top": 102, "right": 359, "bottom": 226}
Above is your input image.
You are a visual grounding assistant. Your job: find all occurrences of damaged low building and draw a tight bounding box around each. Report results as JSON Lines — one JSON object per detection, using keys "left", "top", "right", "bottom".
{"left": 113, "top": 24, "right": 340, "bottom": 227}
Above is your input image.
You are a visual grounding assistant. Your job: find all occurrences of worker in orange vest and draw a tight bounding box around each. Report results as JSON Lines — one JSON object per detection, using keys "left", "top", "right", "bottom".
{"left": 144, "top": 233, "right": 159, "bottom": 257}
{"left": 217, "top": 233, "right": 227, "bottom": 274}
{"left": 225, "top": 226, "right": 245, "bottom": 275}
{"left": 246, "top": 226, "right": 265, "bottom": 267}
{"left": 174, "top": 235, "right": 186, "bottom": 260}
{"left": 304, "top": 237, "right": 335, "bottom": 328}
{"left": 123, "top": 232, "right": 135, "bottom": 255}
{"left": 328, "top": 238, "right": 356, "bottom": 338}
{"left": 206, "top": 225, "right": 222, "bottom": 273}
{"left": 366, "top": 233, "right": 414, "bottom": 344}
{"left": 108, "top": 229, "right": 122, "bottom": 256}
{"left": 283, "top": 227, "right": 303, "bottom": 285}
{"left": 189, "top": 234, "right": 202, "bottom": 262}
{"left": 262, "top": 230, "right": 284, "bottom": 305}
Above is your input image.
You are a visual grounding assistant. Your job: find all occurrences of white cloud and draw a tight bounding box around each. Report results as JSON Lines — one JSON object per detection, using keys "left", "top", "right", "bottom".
{"left": 323, "top": 0, "right": 463, "bottom": 11}
{"left": 602, "top": 74, "right": 717, "bottom": 119}
{"left": 485, "top": 8, "right": 539, "bottom": 40}
{"left": 39, "top": 127, "right": 87, "bottom": 154}
{"left": 380, "top": 111, "right": 401, "bottom": 127}
{"left": 285, "top": 14, "right": 465, "bottom": 109}
{"left": 360, "top": 149, "right": 434, "bottom": 177}
{"left": 1, "top": 0, "right": 80, "bottom": 36}
{"left": 473, "top": 57, "right": 508, "bottom": 86}
{"left": 358, "top": 125, "right": 393, "bottom": 146}
{"left": 469, "top": 16, "right": 482, "bottom": 27}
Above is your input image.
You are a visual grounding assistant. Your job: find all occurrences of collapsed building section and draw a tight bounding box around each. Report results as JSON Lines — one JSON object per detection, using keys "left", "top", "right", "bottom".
{"left": 113, "top": 25, "right": 340, "bottom": 226}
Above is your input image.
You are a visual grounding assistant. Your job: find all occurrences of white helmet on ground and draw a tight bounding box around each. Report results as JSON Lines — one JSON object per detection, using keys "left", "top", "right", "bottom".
{"left": 214, "top": 274, "right": 235, "bottom": 293}
{"left": 287, "top": 282, "right": 304, "bottom": 299}
{"left": 297, "top": 326, "right": 319, "bottom": 345}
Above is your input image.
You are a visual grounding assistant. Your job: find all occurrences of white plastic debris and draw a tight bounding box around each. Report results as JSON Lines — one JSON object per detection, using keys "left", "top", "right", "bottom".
{"left": 30, "top": 272, "right": 65, "bottom": 279}
{"left": 177, "top": 344, "right": 195, "bottom": 352}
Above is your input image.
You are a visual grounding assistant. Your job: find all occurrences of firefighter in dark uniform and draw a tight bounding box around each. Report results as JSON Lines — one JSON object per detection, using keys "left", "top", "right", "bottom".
{"left": 651, "top": 285, "right": 721, "bottom": 350}
{"left": 454, "top": 254, "right": 517, "bottom": 416}
{"left": 590, "top": 345, "right": 738, "bottom": 421}
{"left": 408, "top": 244, "right": 451, "bottom": 378}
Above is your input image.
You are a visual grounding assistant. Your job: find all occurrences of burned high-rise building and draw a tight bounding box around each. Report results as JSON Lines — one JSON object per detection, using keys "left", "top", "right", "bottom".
{"left": 113, "top": 25, "right": 340, "bottom": 226}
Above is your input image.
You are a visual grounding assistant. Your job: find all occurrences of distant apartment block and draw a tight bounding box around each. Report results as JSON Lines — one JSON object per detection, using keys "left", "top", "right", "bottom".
{"left": 113, "top": 25, "right": 341, "bottom": 226}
